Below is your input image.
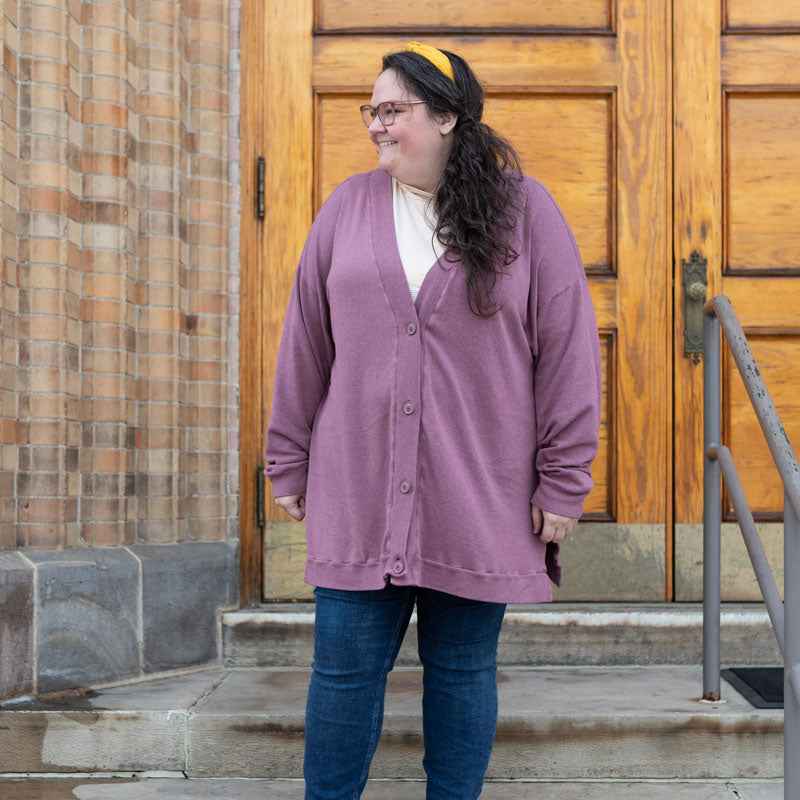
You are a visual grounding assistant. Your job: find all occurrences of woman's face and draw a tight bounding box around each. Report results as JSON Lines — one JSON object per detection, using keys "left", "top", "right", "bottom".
{"left": 367, "top": 69, "right": 456, "bottom": 193}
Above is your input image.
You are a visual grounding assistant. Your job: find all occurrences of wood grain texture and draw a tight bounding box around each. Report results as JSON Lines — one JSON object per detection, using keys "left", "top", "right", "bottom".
{"left": 722, "top": 277, "right": 800, "bottom": 324}
{"left": 722, "top": 35, "right": 800, "bottom": 84}
{"left": 318, "top": 90, "right": 615, "bottom": 272}
{"left": 260, "top": 0, "right": 315, "bottom": 600}
{"left": 675, "top": 8, "right": 800, "bottom": 535}
{"left": 725, "top": 92, "right": 800, "bottom": 273}
{"left": 726, "top": 0, "right": 800, "bottom": 30}
{"left": 317, "top": 0, "right": 611, "bottom": 32}
{"left": 724, "top": 333, "right": 800, "bottom": 518}
{"left": 249, "top": 2, "right": 672, "bottom": 600}
{"left": 615, "top": 0, "right": 669, "bottom": 524}
{"left": 313, "top": 35, "right": 618, "bottom": 88}
{"left": 673, "top": 0, "right": 723, "bottom": 526}
{"left": 238, "top": 0, "right": 267, "bottom": 605}
{"left": 583, "top": 333, "right": 614, "bottom": 518}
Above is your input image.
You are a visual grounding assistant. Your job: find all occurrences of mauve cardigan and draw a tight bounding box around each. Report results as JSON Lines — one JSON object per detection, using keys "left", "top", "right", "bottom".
{"left": 264, "top": 168, "right": 601, "bottom": 604}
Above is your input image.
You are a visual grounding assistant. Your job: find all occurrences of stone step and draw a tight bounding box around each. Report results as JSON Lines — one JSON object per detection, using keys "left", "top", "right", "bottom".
{"left": 0, "top": 776, "right": 784, "bottom": 799}
{"left": 0, "top": 666, "right": 783, "bottom": 781}
{"left": 222, "top": 603, "right": 783, "bottom": 668}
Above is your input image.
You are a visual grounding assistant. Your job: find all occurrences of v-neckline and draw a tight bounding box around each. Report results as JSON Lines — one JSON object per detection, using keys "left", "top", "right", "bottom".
{"left": 392, "top": 177, "right": 444, "bottom": 278}
{"left": 371, "top": 168, "right": 457, "bottom": 326}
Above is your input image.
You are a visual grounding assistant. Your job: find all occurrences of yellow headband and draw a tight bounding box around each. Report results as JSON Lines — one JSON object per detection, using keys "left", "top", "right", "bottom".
{"left": 404, "top": 42, "right": 455, "bottom": 84}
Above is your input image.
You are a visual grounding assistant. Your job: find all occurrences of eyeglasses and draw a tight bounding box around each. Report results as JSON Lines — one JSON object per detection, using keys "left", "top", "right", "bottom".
{"left": 360, "top": 101, "right": 426, "bottom": 127}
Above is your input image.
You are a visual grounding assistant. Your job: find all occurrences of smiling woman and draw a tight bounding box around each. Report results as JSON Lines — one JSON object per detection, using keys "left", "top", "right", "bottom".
{"left": 363, "top": 70, "right": 456, "bottom": 193}
{"left": 264, "top": 41, "right": 601, "bottom": 799}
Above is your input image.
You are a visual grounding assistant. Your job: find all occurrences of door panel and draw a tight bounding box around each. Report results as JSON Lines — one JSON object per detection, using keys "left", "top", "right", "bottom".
{"left": 256, "top": 1, "right": 670, "bottom": 601}
{"left": 673, "top": 2, "right": 800, "bottom": 599}
{"left": 316, "top": 0, "right": 613, "bottom": 32}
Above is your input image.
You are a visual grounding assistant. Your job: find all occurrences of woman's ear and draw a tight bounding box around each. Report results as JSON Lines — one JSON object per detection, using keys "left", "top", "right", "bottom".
{"left": 437, "top": 112, "right": 457, "bottom": 135}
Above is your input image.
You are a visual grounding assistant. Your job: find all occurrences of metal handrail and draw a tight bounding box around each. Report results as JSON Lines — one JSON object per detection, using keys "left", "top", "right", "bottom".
{"left": 703, "top": 294, "right": 800, "bottom": 800}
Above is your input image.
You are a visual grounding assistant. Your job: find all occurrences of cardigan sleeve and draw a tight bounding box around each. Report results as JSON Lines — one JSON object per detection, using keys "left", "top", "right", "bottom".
{"left": 528, "top": 185, "right": 602, "bottom": 519}
{"left": 263, "top": 189, "right": 341, "bottom": 497}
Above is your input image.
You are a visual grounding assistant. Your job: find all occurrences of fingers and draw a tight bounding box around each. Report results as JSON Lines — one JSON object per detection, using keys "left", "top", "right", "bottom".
{"left": 275, "top": 493, "right": 306, "bottom": 521}
{"left": 532, "top": 506, "right": 578, "bottom": 543}
{"left": 532, "top": 505, "right": 544, "bottom": 535}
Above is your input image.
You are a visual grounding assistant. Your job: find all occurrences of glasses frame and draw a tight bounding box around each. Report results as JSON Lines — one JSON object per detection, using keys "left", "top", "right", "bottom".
{"left": 360, "top": 100, "right": 427, "bottom": 127}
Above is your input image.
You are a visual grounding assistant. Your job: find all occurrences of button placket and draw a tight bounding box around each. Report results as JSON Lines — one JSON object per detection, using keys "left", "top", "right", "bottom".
{"left": 385, "top": 318, "right": 422, "bottom": 582}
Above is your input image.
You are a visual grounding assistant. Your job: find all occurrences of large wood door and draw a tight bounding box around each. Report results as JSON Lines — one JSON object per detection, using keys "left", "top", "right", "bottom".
{"left": 673, "top": 0, "right": 800, "bottom": 600}
{"left": 240, "top": 0, "right": 671, "bottom": 602}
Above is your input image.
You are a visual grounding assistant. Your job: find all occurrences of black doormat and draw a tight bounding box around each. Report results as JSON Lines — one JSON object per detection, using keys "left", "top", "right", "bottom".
{"left": 721, "top": 667, "right": 783, "bottom": 708}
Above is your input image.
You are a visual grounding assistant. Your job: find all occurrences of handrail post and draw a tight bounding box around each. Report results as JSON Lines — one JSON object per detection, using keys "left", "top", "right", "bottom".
{"left": 703, "top": 310, "right": 721, "bottom": 701}
{"left": 785, "top": 491, "right": 800, "bottom": 800}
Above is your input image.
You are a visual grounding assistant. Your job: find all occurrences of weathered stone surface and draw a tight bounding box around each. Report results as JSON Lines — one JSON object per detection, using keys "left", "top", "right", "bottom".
{"left": 261, "top": 523, "right": 668, "bottom": 603}
{"left": 734, "top": 784, "right": 785, "bottom": 800}
{"left": 187, "top": 669, "right": 308, "bottom": 778}
{"left": 263, "top": 521, "right": 313, "bottom": 601}
{"left": 552, "top": 524, "right": 666, "bottom": 601}
{"left": 129, "top": 540, "right": 238, "bottom": 671}
{"left": 0, "top": 709, "right": 185, "bottom": 772}
{"left": 0, "top": 553, "right": 35, "bottom": 700}
{"left": 223, "top": 603, "right": 782, "bottom": 669}
{"left": 0, "top": 778, "right": 778, "bottom": 800}
{"left": 23, "top": 548, "right": 140, "bottom": 693}
{"left": 0, "top": 665, "right": 785, "bottom": 781}
{"left": 675, "top": 522, "right": 784, "bottom": 602}
{"left": 184, "top": 666, "right": 783, "bottom": 780}
{"left": 0, "top": 669, "right": 225, "bottom": 773}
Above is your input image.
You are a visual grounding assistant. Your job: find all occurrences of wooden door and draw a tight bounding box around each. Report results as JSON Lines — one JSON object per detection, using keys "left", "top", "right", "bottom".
{"left": 673, "top": 0, "right": 800, "bottom": 600}
{"left": 240, "top": 0, "right": 671, "bottom": 602}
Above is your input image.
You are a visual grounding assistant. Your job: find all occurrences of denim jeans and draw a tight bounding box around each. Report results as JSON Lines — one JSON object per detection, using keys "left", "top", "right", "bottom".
{"left": 303, "top": 582, "right": 507, "bottom": 800}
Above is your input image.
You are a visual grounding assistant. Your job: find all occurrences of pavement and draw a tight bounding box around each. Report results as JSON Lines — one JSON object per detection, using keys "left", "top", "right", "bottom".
{"left": 0, "top": 777, "right": 786, "bottom": 799}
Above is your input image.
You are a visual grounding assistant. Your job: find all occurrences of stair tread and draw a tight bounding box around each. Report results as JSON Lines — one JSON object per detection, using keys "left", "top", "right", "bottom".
{"left": 0, "top": 778, "right": 783, "bottom": 799}
{"left": 2, "top": 666, "right": 780, "bottom": 720}
{"left": 221, "top": 604, "right": 784, "bottom": 669}
{"left": 0, "top": 667, "right": 783, "bottom": 780}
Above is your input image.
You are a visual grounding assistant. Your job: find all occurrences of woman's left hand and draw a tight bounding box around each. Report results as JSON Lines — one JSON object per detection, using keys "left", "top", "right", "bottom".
{"left": 532, "top": 506, "right": 578, "bottom": 544}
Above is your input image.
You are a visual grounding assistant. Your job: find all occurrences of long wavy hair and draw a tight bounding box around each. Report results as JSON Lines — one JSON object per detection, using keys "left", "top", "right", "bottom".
{"left": 381, "top": 49, "right": 524, "bottom": 318}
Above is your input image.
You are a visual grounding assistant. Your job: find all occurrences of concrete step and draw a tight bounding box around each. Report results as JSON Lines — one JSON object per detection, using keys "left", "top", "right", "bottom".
{"left": 0, "top": 666, "right": 783, "bottom": 781}
{"left": 222, "top": 603, "right": 783, "bottom": 668}
{"left": 0, "top": 776, "right": 784, "bottom": 799}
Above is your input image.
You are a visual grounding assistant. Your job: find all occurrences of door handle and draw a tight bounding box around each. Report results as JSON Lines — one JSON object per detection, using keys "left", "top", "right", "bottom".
{"left": 682, "top": 250, "right": 707, "bottom": 365}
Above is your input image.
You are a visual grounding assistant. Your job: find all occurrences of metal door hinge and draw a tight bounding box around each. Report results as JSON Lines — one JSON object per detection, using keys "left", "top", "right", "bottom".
{"left": 256, "top": 465, "right": 265, "bottom": 528}
{"left": 256, "top": 156, "right": 265, "bottom": 219}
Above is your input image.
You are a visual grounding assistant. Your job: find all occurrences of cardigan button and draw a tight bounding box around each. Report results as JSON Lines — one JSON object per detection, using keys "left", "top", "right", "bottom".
{"left": 403, "top": 401, "right": 415, "bottom": 415}
{"left": 406, "top": 322, "right": 417, "bottom": 335}
{"left": 399, "top": 480, "right": 412, "bottom": 493}
{"left": 393, "top": 559, "right": 405, "bottom": 574}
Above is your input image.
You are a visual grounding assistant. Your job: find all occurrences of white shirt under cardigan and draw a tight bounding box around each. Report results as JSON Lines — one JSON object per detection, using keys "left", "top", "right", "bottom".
{"left": 392, "top": 177, "right": 446, "bottom": 301}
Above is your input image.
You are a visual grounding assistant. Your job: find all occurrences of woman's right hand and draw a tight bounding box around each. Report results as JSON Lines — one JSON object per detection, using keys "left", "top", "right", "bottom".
{"left": 274, "top": 493, "right": 306, "bottom": 521}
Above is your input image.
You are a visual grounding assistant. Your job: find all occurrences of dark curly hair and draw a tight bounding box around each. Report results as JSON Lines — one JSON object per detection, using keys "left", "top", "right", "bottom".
{"left": 381, "top": 48, "right": 524, "bottom": 318}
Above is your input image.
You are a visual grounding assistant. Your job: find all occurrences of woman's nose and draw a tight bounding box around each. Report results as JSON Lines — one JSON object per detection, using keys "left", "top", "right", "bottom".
{"left": 368, "top": 114, "right": 386, "bottom": 135}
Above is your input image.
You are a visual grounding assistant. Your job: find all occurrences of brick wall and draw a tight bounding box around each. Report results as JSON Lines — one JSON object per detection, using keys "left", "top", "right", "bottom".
{"left": 0, "top": 0, "right": 240, "bottom": 551}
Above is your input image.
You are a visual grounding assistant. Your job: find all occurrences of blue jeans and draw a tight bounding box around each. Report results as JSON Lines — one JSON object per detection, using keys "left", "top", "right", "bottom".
{"left": 304, "top": 583, "right": 507, "bottom": 800}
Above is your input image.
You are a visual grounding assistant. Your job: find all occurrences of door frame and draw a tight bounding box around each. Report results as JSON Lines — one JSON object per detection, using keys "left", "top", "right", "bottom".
{"left": 238, "top": 0, "right": 676, "bottom": 605}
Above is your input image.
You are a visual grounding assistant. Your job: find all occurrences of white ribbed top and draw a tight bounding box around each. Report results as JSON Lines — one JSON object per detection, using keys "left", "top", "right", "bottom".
{"left": 392, "top": 177, "right": 446, "bottom": 302}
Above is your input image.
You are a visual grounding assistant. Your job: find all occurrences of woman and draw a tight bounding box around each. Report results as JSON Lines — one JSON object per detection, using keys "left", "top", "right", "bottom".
{"left": 265, "top": 42, "right": 602, "bottom": 800}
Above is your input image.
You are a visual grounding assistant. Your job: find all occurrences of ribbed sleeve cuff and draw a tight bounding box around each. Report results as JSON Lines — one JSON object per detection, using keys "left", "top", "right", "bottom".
{"left": 531, "top": 483, "right": 588, "bottom": 520}
{"left": 264, "top": 463, "right": 309, "bottom": 498}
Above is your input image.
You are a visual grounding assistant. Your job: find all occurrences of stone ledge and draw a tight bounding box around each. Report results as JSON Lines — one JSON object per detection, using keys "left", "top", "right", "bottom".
{"left": 0, "top": 553, "right": 36, "bottom": 699}
{"left": 222, "top": 602, "right": 784, "bottom": 668}
{"left": 0, "top": 541, "right": 239, "bottom": 701}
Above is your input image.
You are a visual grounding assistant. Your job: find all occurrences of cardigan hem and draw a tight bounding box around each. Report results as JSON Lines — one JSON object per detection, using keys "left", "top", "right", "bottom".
{"left": 305, "top": 556, "right": 555, "bottom": 605}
